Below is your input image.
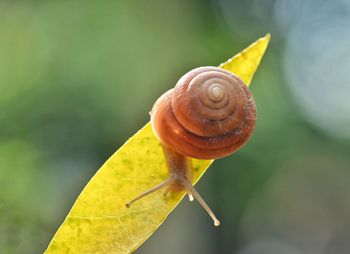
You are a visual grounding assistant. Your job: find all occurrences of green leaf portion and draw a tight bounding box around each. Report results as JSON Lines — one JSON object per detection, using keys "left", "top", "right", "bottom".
{"left": 44, "top": 34, "right": 270, "bottom": 254}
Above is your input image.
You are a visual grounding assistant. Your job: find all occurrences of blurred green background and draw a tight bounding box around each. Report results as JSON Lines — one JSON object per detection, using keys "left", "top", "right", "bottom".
{"left": 1, "top": 0, "right": 350, "bottom": 253}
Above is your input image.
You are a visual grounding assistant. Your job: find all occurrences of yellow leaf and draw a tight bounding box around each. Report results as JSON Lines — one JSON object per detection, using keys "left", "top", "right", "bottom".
{"left": 219, "top": 34, "right": 270, "bottom": 85}
{"left": 44, "top": 34, "right": 270, "bottom": 254}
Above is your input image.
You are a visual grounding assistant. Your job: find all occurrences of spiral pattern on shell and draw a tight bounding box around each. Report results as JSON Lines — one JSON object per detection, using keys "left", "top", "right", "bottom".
{"left": 151, "top": 66, "right": 256, "bottom": 160}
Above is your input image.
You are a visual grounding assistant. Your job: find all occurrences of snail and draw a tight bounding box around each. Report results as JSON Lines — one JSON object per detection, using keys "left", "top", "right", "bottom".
{"left": 126, "top": 66, "right": 256, "bottom": 226}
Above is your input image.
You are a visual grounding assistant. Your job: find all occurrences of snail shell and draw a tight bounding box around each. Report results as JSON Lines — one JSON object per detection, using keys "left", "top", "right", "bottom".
{"left": 150, "top": 66, "right": 256, "bottom": 160}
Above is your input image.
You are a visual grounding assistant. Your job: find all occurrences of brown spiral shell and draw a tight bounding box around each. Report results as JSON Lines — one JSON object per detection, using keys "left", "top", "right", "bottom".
{"left": 150, "top": 66, "right": 256, "bottom": 160}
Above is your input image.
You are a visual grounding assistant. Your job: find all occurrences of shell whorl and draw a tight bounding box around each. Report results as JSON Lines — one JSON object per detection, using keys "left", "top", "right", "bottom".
{"left": 151, "top": 66, "right": 256, "bottom": 160}
{"left": 172, "top": 67, "right": 247, "bottom": 137}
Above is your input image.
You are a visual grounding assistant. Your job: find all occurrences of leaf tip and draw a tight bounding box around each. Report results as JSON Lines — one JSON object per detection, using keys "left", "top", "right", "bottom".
{"left": 259, "top": 33, "right": 271, "bottom": 53}
{"left": 219, "top": 33, "right": 271, "bottom": 85}
{"left": 264, "top": 33, "right": 271, "bottom": 41}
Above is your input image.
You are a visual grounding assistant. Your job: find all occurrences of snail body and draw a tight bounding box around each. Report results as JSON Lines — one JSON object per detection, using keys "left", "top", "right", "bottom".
{"left": 126, "top": 67, "right": 256, "bottom": 226}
